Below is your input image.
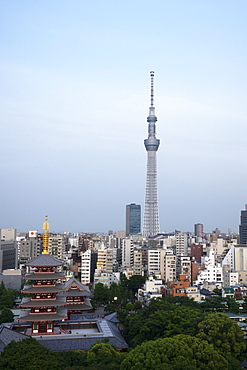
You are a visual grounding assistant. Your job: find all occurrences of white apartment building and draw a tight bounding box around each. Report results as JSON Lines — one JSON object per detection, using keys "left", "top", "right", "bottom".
{"left": 80, "top": 250, "right": 92, "bottom": 285}
{"left": 195, "top": 251, "right": 222, "bottom": 285}
{"left": 175, "top": 231, "right": 188, "bottom": 256}
{"left": 121, "top": 238, "right": 134, "bottom": 268}
{"left": 148, "top": 249, "right": 160, "bottom": 277}
{"left": 137, "top": 277, "right": 164, "bottom": 303}
{"left": 221, "top": 245, "right": 235, "bottom": 270}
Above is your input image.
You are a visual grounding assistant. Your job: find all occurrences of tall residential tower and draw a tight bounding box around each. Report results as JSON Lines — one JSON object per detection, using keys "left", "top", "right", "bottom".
{"left": 143, "top": 71, "right": 160, "bottom": 237}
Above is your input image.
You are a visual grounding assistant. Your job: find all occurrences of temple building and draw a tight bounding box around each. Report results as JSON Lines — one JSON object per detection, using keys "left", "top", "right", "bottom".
{"left": 65, "top": 276, "right": 93, "bottom": 320}
{"left": 19, "top": 254, "right": 67, "bottom": 335}
{"left": 6, "top": 217, "right": 127, "bottom": 351}
{"left": 18, "top": 216, "right": 66, "bottom": 335}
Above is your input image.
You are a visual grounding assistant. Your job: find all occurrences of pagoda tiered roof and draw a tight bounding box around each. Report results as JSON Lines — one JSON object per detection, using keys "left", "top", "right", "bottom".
{"left": 20, "top": 296, "right": 66, "bottom": 308}
{"left": 24, "top": 272, "right": 65, "bottom": 280}
{"left": 65, "top": 302, "right": 92, "bottom": 311}
{"left": 64, "top": 276, "right": 92, "bottom": 297}
{"left": 26, "top": 254, "right": 64, "bottom": 267}
{"left": 18, "top": 307, "right": 67, "bottom": 322}
{"left": 22, "top": 284, "right": 66, "bottom": 294}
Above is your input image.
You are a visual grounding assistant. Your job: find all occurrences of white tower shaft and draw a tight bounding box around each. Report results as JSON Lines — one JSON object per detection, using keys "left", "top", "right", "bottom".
{"left": 143, "top": 71, "right": 160, "bottom": 237}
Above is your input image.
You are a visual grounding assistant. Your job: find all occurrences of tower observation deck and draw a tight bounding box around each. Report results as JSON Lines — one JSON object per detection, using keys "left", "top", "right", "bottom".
{"left": 143, "top": 71, "right": 160, "bottom": 237}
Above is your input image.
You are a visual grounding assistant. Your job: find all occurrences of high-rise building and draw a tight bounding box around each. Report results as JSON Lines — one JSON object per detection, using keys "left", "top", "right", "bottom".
{"left": 239, "top": 204, "right": 247, "bottom": 244}
{"left": 0, "top": 228, "right": 18, "bottom": 272}
{"left": 126, "top": 203, "right": 141, "bottom": 236}
{"left": 194, "top": 223, "right": 203, "bottom": 238}
{"left": 143, "top": 71, "right": 160, "bottom": 238}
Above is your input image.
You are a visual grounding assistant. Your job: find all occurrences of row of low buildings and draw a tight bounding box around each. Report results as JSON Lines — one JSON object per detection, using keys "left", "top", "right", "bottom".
{"left": 1, "top": 219, "right": 247, "bottom": 303}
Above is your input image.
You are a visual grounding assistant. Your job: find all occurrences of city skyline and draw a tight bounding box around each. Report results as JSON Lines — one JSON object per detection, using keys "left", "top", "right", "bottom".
{"left": 1, "top": 1, "right": 247, "bottom": 233}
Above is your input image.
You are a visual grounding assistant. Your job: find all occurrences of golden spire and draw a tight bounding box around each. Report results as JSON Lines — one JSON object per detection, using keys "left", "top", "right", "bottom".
{"left": 42, "top": 215, "right": 50, "bottom": 254}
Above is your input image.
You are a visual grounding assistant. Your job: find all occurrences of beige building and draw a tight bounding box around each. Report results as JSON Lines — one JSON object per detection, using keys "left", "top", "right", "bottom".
{"left": 133, "top": 249, "right": 143, "bottom": 276}
{"left": 234, "top": 245, "right": 247, "bottom": 271}
{"left": 160, "top": 249, "right": 176, "bottom": 282}
{"left": 185, "top": 286, "right": 200, "bottom": 302}
{"left": 97, "top": 248, "right": 113, "bottom": 274}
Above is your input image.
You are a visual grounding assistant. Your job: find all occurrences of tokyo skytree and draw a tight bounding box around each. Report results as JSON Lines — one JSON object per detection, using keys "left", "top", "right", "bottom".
{"left": 143, "top": 71, "right": 160, "bottom": 237}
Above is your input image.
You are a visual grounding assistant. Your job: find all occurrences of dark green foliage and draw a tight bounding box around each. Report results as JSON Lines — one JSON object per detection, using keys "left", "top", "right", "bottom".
{"left": 197, "top": 312, "right": 246, "bottom": 359}
{"left": 0, "top": 337, "right": 64, "bottom": 370}
{"left": 0, "top": 282, "right": 18, "bottom": 310}
{"left": 126, "top": 302, "right": 134, "bottom": 311}
{"left": 85, "top": 342, "right": 125, "bottom": 369}
{"left": 125, "top": 275, "right": 146, "bottom": 295}
{"left": 124, "top": 298, "right": 204, "bottom": 347}
{"left": 226, "top": 296, "right": 240, "bottom": 313}
{"left": 120, "top": 335, "right": 228, "bottom": 370}
{"left": 0, "top": 308, "right": 14, "bottom": 324}
{"left": 200, "top": 296, "right": 227, "bottom": 312}
{"left": 93, "top": 283, "right": 109, "bottom": 304}
{"left": 55, "top": 350, "right": 87, "bottom": 369}
{"left": 134, "top": 301, "right": 142, "bottom": 310}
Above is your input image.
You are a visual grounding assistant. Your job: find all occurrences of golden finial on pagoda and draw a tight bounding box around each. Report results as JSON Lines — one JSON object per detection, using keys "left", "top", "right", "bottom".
{"left": 42, "top": 215, "right": 50, "bottom": 254}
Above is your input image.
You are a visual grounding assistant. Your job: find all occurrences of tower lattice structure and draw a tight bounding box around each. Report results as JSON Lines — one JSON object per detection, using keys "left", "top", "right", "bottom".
{"left": 143, "top": 71, "right": 160, "bottom": 237}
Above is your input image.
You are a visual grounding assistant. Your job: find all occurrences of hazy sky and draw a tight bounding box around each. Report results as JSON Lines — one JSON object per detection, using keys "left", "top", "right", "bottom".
{"left": 1, "top": 1, "right": 247, "bottom": 234}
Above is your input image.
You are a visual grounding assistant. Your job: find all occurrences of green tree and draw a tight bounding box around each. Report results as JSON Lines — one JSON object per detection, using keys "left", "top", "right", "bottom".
{"left": 120, "top": 335, "right": 228, "bottom": 370}
{"left": 86, "top": 342, "right": 124, "bottom": 369}
{"left": 134, "top": 301, "right": 142, "bottom": 310}
{"left": 0, "top": 308, "right": 14, "bottom": 324}
{"left": 126, "top": 302, "right": 134, "bottom": 311}
{"left": 93, "top": 283, "right": 109, "bottom": 304}
{"left": 197, "top": 312, "right": 246, "bottom": 359}
{"left": 0, "top": 284, "right": 18, "bottom": 309}
{"left": 108, "top": 282, "right": 121, "bottom": 303}
{"left": 226, "top": 297, "right": 240, "bottom": 314}
{"left": 200, "top": 296, "right": 226, "bottom": 312}
{"left": 126, "top": 275, "right": 146, "bottom": 295}
{"left": 0, "top": 337, "right": 63, "bottom": 369}
{"left": 124, "top": 299, "right": 204, "bottom": 346}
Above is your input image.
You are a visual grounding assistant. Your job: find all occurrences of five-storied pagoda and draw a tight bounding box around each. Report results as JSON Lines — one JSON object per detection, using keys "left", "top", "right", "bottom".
{"left": 19, "top": 216, "right": 67, "bottom": 334}
{"left": 143, "top": 71, "right": 160, "bottom": 237}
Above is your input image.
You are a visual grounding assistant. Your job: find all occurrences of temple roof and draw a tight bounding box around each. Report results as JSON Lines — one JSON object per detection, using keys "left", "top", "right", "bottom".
{"left": 64, "top": 276, "right": 91, "bottom": 293}
{"left": 24, "top": 272, "right": 65, "bottom": 280}
{"left": 66, "top": 303, "right": 92, "bottom": 311}
{"left": 20, "top": 296, "right": 66, "bottom": 308}
{"left": 22, "top": 284, "right": 66, "bottom": 294}
{"left": 65, "top": 290, "right": 92, "bottom": 297}
{"left": 26, "top": 254, "right": 64, "bottom": 267}
{"left": 0, "top": 325, "right": 28, "bottom": 352}
{"left": 18, "top": 308, "right": 67, "bottom": 322}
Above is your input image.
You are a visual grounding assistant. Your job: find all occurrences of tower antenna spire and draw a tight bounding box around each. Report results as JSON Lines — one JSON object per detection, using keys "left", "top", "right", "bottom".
{"left": 150, "top": 71, "right": 155, "bottom": 107}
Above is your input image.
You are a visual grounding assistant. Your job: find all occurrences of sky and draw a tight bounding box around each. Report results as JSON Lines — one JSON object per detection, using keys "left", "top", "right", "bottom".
{"left": 1, "top": 0, "right": 247, "bottom": 234}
